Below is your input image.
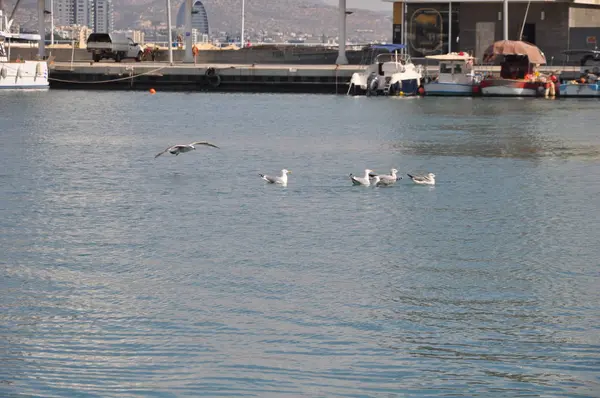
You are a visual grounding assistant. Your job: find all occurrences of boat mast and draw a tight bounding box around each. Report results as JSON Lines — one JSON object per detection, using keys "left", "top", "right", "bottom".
{"left": 519, "top": 1, "right": 531, "bottom": 40}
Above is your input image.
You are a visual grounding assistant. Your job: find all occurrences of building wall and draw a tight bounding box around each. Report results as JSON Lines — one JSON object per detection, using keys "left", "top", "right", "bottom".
{"left": 458, "top": 3, "right": 569, "bottom": 63}
{"left": 569, "top": 4, "right": 600, "bottom": 26}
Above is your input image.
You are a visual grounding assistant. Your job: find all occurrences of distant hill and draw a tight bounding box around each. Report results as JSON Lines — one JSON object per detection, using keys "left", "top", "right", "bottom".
{"left": 117, "top": 0, "right": 392, "bottom": 40}
{"left": 3, "top": 0, "right": 392, "bottom": 41}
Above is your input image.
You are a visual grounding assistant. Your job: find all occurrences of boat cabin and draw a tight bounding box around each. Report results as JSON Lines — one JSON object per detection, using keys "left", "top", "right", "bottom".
{"left": 366, "top": 44, "right": 413, "bottom": 76}
{"left": 425, "top": 53, "right": 476, "bottom": 84}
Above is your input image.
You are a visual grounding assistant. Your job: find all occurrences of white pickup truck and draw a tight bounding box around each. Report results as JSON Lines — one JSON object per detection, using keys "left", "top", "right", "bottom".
{"left": 86, "top": 33, "right": 144, "bottom": 63}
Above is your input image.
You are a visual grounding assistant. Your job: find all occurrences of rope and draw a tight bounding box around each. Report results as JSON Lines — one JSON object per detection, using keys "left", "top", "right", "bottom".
{"left": 47, "top": 65, "right": 168, "bottom": 84}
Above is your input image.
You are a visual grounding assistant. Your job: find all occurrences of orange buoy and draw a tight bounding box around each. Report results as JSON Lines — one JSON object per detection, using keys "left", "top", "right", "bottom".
{"left": 149, "top": 88, "right": 156, "bottom": 94}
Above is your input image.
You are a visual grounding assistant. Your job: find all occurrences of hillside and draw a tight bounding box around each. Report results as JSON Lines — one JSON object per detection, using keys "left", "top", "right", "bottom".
{"left": 117, "top": 0, "right": 392, "bottom": 40}
{"left": 2, "top": 0, "right": 392, "bottom": 41}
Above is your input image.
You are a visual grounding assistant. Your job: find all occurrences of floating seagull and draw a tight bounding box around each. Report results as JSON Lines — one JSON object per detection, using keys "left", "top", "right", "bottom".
{"left": 154, "top": 141, "right": 219, "bottom": 158}
{"left": 350, "top": 169, "right": 373, "bottom": 186}
{"left": 407, "top": 172, "right": 436, "bottom": 185}
{"left": 370, "top": 168, "right": 400, "bottom": 186}
{"left": 259, "top": 169, "right": 291, "bottom": 186}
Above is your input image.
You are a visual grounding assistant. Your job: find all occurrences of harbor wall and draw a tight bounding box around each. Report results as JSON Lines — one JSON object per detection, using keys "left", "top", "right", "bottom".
{"left": 8, "top": 46, "right": 373, "bottom": 65}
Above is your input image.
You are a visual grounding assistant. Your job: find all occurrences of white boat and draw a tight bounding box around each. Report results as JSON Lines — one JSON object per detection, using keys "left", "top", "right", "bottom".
{"left": 348, "top": 44, "right": 423, "bottom": 96}
{"left": 422, "top": 53, "right": 482, "bottom": 96}
{"left": 0, "top": 11, "right": 49, "bottom": 90}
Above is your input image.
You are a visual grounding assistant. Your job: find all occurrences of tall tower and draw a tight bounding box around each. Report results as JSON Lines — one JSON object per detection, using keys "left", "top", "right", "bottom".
{"left": 74, "top": 0, "right": 91, "bottom": 27}
{"left": 93, "top": 0, "right": 113, "bottom": 33}
{"left": 176, "top": 0, "right": 209, "bottom": 35}
{"left": 53, "top": 0, "right": 76, "bottom": 26}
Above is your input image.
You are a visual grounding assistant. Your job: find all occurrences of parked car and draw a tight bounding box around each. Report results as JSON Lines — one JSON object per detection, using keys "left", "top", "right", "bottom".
{"left": 86, "top": 33, "right": 144, "bottom": 63}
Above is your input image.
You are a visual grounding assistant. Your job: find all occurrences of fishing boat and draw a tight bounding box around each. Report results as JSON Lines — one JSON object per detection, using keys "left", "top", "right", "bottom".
{"left": 421, "top": 52, "right": 482, "bottom": 96}
{"left": 0, "top": 11, "right": 49, "bottom": 89}
{"left": 479, "top": 40, "right": 552, "bottom": 97}
{"left": 558, "top": 48, "right": 600, "bottom": 97}
{"left": 347, "top": 44, "right": 423, "bottom": 96}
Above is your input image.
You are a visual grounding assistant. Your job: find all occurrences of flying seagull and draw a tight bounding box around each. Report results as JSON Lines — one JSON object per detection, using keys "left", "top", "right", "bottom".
{"left": 154, "top": 141, "right": 219, "bottom": 158}
{"left": 370, "top": 168, "right": 401, "bottom": 186}
{"left": 407, "top": 172, "right": 436, "bottom": 185}
{"left": 259, "top": 169, "right": 291, "bottom": 186}
{"left": 350, "top": 169, "right": 373, "bottom": 186}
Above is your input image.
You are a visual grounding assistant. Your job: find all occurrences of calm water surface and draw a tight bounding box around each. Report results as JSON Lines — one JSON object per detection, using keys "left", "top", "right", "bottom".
{"left": 1, "top": 91, "right": 599, "bottom": 397}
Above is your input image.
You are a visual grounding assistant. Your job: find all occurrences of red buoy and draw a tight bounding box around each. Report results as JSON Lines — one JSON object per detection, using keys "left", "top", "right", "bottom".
{"left": 418, "top": 86, "right": 425, "bottom": 96}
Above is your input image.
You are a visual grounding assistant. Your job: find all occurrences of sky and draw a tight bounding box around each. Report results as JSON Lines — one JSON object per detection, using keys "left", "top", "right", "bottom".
{"left": 323, "top": 0, "right": 392, "bottom": 12}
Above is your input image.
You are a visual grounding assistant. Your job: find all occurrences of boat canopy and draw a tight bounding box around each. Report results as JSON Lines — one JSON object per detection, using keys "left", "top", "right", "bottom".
{"left": 425, "top": 52, "right": 475, "bottom": 62}
{"left": 370, "top": 44, "right": 406, "bottom": 52}
{"left": 484, "top": 40, "right": 546, "bottom": 65}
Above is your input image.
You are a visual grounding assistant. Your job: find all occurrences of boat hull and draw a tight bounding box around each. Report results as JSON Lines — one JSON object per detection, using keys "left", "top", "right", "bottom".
{"left": 480, "top": 79, "right": 546, "bottom": 97}
{"left": 422, "top": 82, "right": 476, "bottom": 96}
{"left": 0, "top": 61, "right": 49, "bottom": 89}
{"left": 559, "top": 83, "right": 600, "bottom": 97}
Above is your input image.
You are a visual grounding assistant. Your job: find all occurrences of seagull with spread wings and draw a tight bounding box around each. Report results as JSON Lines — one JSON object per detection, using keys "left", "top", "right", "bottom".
{"left": 154, "top": 141, "right": 219, "bottom": 158}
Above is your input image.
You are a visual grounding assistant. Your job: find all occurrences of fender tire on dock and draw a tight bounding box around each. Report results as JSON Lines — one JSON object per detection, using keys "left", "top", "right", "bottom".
{"left": 205, "top": 67, "right": 216, "bottom": 77}
{"left": 207, "top": 74, "right": 221, "bottom": 88}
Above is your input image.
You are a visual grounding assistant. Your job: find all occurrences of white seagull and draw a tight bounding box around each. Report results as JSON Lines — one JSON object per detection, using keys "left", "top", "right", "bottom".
{"left": 370, "top": 168, "right": 401, "bottom": 186}
{"left": 259, "top": 169, "right": 291, "bottom": 186}
{"left": 154, "top": 141, "right": 219, "bottom": 158}
{"left": 350, "top": 169, "right": 374, "bottom": 186}
{"left": 407, "top": 172, "right": 436, "bottom": 185}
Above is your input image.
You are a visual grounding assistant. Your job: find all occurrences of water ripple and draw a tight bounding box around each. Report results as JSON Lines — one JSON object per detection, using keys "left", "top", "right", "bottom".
{"left": 1, "top": 92, "right": 600, "bottom": 397}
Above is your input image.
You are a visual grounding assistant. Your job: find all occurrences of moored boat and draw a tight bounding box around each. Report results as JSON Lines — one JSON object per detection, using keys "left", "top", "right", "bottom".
{"left": 0, "top": 11, "right": 48, "bottom": 90}
{"left": 421, "top": 52, "right": 482, "bottom": 96}
{"left": 479, "top": 40, "right": 556, "bottom": 97}
{"left": 558, "top": 49, "right": 600, "bottom": 97}
{"left": 348, "top": 44, "right": 423, "bottom": 97}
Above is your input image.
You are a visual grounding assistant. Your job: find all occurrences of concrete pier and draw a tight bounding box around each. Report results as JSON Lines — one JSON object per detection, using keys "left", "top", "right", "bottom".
{"left": 48, "top": 61, "right": 582, "bottom": 94}
{"left": 48, "top": 62, "right": 365, "bottom": 93}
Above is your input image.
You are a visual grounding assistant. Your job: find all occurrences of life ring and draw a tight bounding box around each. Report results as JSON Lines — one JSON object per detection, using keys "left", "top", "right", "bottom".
{"left": 192, "top": 45, "right": 199, "bottom": 56}
{"left": 207, "top": 74, "right": 221, "bottom": 88}
{"left": 205, "top": 67, "right": 216, "bottom": 77}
